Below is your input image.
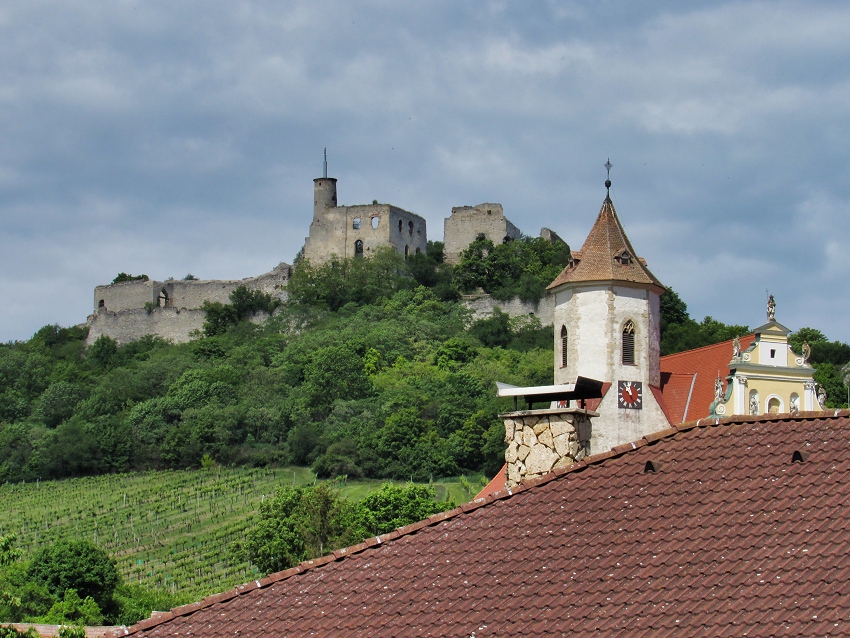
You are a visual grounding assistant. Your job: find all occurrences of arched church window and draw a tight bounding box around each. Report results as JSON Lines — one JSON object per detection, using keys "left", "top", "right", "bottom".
{"left": 353, "top": 217, "right": 361, "bottom": 230}
{"left": 371, "top": 216, "right": 380, "bottom": 229}
{"left": 560, "top": 326, "right": 568, "bottom": 368}
{"left": 408, "top": 220, "right": 414, "bottom": 235}
{"left": 622, "top": 320, "right": 635, "bottom": 365}
{"left": 354, "top": 240, "right": 364, "bottom": 257}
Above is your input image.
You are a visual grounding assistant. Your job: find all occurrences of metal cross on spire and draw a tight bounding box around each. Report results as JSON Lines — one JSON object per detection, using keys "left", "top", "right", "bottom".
{"left": 604, "top": 158, "right": 612, "bottom": 194}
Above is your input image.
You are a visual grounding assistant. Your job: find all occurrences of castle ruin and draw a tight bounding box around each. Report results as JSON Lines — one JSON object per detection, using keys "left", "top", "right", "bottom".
{"left": 85, "top": 158, "right": 562, "bottom": 346}
{"left": 87, "top": 264, "right": 290, "bottom": 345}
{"left": 443, "top": 203, "right": 520, "bottom": 264}
{"left": 302, "top": 174, "right": 427, "bottom": 265}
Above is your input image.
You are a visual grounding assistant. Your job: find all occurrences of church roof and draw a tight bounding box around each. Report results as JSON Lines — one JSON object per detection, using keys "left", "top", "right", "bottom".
{"left": 548, "top": 196, "right": 664, "bottom": 290}
{"left": 659, "top": 334, "right": 757, "bottom": 423}
{"left": 114, "top": 411, "right": 850, "bottom": 637}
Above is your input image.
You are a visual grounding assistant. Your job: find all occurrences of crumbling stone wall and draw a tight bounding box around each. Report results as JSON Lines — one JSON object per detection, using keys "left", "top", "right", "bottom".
{"left": 502, "top": 408, "right": 595, "bottom": 488}
{"left": 87, "top": 263, "right": 290, "bottom": 345}
{"left": 443, "top": 203, "right": 521, "bottom": 264}
{"left": 462, "top": 292, "right": 555, "bottom": 326}
{"left": 302, "top": 177, "right": 427, "bottom": 265}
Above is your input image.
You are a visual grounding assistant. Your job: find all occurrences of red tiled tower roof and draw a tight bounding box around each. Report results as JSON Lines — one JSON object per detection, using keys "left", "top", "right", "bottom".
{"left": 115, "top": 411, "right": 850, "bottom": 638}
{"left": 548, "top": 196, "right": 663, "bottom": 290}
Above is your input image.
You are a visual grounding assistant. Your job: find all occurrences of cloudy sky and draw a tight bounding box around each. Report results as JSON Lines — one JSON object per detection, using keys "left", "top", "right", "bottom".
{"left": 1, "top": 0, "right": 849, "bottom": 343}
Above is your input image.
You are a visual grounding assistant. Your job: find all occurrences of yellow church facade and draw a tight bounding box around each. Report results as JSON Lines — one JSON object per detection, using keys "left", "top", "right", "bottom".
{"left": 711, "top": 300, "right": 823, "bottom": 418}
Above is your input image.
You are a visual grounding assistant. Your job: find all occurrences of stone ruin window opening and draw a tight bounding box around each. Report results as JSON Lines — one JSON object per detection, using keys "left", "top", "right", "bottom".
{"left": 560, "top": 325, "right": 568, "bottom": 368}
{"left": 404, "top": 245, "right": 409, "bottom": 260}
{"left": 415, "top": 247, "right": 421, "bottom": 254}
{"left": 98, "top": 299, "right": 105, "bottom": 308}
{"left": 371, "top": 216, "right": 380, "bottom": 229}
{"left": 158, "top": 288, "right": 171, "bottom": 308}
{"left": 354, "top": 239, "right": 364, "bottom": 258}
{"left": 398, "top": 219, "right": 403, "bottom": 233}
{"left": 622, "top": 320, "right": 636, "bottom": 366}
{"left": 408, "top": 220, "right": 414, "bottom": 235}
{"left": 353, "top": 217, "right": 361, "bottom": 230}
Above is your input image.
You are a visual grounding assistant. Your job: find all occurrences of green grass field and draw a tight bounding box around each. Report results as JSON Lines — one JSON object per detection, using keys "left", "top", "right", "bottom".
{"left": 0, "top": 468, "right": 485, "bottom": 601}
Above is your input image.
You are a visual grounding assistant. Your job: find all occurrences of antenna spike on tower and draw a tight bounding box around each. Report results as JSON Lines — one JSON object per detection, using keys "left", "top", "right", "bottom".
{"left": 323, "top": 148, "right": 328, "bottom": 178}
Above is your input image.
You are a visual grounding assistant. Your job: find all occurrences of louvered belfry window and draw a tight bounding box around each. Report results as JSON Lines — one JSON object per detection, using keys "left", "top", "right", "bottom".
{"left": 560, "top": 326, "right": 568, "bottom": 368}
{"left": 622, "top": 320, "right": 636, "bottom": 365}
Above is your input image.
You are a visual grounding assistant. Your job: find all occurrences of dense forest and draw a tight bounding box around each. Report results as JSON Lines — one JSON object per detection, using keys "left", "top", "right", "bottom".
{"left": 1, "top": 240, "right": 847, "bottom": 487}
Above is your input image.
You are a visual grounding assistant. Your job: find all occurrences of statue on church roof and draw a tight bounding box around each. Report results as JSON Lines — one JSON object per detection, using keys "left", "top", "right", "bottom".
{"left": 732, "top": 336, "right": 741, "bottom": 359}
{"left": 817, "top": 385, "right": 827, "bottom": 409}
{"left": 802, "top": 341, "right": 811, "bottom": 365}
{"left": 767, "top": 294, "right": 776, "bottom": 322}
{"left": 714, "top": 376, "right": 724, "bottom": 402}
{"left": 750, "top": 394, "right": 759, "bottom": 416}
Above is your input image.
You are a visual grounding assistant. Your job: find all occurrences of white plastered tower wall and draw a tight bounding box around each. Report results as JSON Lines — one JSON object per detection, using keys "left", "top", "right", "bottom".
{"left": 547, "top": 189, "right": 669, "bottom": 455}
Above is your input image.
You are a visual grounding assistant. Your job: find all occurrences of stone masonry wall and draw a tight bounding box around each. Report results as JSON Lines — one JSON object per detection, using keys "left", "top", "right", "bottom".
{"left": 303, "top": 204, "right": 427, "bottom": 265}
{"left": 87, "top": 263, "right": 290, "bottom": 345}
{"left": 443, "top": 203, "right": 521, "bottom": 264}
{"left": 462, "top": 292, "right": 555, "bottom": 326}
{"left": 502, "top": 408, "right": 595, "bottom": 489}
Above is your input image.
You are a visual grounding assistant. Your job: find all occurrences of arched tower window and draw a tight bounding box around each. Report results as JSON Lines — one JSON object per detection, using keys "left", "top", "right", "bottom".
{"left": 408, "top": 220, "right": 414, "bottom": 235}
{"left": 354, "top": 240, "right": 364, "bottom": 257}
{"left": 98, "top": 299, "right": 105, "bottom": 308}
{"left": 159, "top": 288, "right": 170, "bottom": 308}
{"left": 560, "top": 325, "right": 568, "bottom": 368}
{"left": 622, "top": 320, "right": 636, "bottom": 366}
{"left": 398, "top": 219, "right": 403, "bottom": 233}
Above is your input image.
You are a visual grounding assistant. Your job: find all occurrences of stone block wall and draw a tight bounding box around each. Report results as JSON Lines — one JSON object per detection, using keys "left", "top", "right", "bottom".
{"left": 303, "top": 203, "right": 427, "bottom": 265}
{"left": 502, "top": 408, "right": 595, "bottom": 489}
{"left": 443, "top": 203, "right": 521, "bottom": 264}
{"left": 462, "top": 292, "right": 555, "bottom": 326}
{"left": 87, "top": 263, "right": 290, "bottom": 345}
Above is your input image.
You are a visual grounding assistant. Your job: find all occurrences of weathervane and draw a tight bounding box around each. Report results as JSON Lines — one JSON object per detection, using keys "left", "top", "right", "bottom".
{"left": 604, "top": 158, "right": 612, "bottom": 195}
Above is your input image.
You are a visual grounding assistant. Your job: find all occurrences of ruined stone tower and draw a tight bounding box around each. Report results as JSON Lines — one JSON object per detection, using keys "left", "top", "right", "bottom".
{"left": 302, "top": 161, "right": 427, "bottom": 265}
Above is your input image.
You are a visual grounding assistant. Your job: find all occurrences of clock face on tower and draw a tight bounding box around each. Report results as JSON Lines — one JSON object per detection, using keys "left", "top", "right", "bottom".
{"left": 618, "top": 380, "right": 643, "bottom": 409}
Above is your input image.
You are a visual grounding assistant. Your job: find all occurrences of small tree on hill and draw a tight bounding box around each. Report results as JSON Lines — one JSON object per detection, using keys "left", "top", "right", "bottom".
{"left": 27, "top": 540, "right": 121, "bottom": 609}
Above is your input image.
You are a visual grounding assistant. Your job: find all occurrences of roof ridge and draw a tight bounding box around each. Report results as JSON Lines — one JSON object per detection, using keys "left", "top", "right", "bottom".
{"left": 660, "top": 334, "right": 755, "bottom": 361}
{"left": 110, "top": 408, "right": 850, "bottom": 637}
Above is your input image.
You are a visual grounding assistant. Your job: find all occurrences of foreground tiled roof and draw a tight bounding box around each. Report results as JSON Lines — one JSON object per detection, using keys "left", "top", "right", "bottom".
{"left": 660, "top": 334, "right": 756, "bottom": 422}
{"left": 114, "top": 410, "right": 850, "bottom": 637}
{"left": 548, "top": 196, "right": 663, "bottom": 289}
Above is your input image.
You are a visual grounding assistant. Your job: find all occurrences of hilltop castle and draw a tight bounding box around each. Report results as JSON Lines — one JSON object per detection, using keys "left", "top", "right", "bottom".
{"left": 86, "top": 161, "right": 551, "bottom": 345}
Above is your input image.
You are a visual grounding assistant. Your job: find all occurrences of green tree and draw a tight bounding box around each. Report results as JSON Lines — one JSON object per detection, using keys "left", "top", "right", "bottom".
{"left": 27, "top": 540, "right": 121, "bottom": 609}
{"left": 111, "top": 273, "right": 148, "bottom": 283}
{"left": 38, "top": 588, "right": 104, "bottom": 626}
{"left": 355, "top": 483, "right": 454, "bottom": 536}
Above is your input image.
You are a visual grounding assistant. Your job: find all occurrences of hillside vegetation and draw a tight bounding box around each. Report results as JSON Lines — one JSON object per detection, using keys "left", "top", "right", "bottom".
{"left": 0, "top": 468, "right": 478, "bottom": 606}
